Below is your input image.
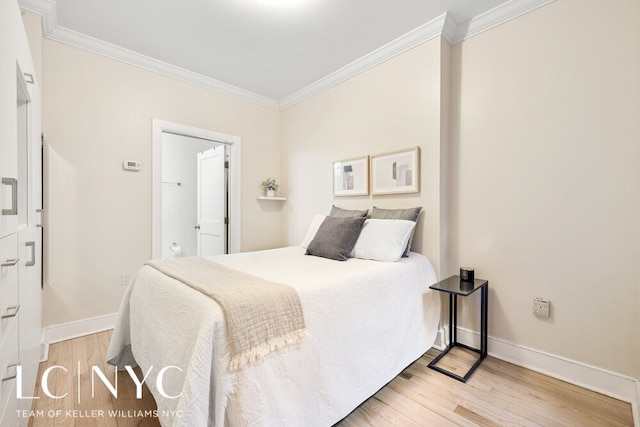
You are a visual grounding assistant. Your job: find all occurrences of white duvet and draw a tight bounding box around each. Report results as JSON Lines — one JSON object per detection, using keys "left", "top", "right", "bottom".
{"left": 107, "top": 246, "right": 440, "bottom": 426}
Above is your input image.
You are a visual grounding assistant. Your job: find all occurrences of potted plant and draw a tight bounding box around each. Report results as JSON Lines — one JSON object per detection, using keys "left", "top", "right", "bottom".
{"left": 261, "top": 178, "right": 279, "bottom": 197}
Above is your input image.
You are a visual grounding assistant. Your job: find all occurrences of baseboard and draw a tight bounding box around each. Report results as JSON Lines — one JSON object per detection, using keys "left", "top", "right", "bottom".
{"left": 453, "top": 327, "right": 638, "bottom": 411}
{"left": 634, "top": 381, "right": 640, "bottom": 427}
{"left": 39, "top": 316, "right": 639, "bottom": 424}
{"left": 41, "top": 313, "right": 117, "bottom": 361}
{"left": 433, "top": 326, "right": 448, "bottom": 351}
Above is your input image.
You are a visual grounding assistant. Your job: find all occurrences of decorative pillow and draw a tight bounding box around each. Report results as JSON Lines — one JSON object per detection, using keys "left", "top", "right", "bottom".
{"left": 351, "top": 219, "right": 416, "bottom": 262}
{"left": 329, "top": 205, "right": 368, "bottom": 218}
{"left": 305, "top": 216, "right": 366, "bottom": 261}
{"left": 301, "top": 214, "right": 326, "bottom": 249}
{"left": 371, "top": 206, "right": 422, "bottom": 256}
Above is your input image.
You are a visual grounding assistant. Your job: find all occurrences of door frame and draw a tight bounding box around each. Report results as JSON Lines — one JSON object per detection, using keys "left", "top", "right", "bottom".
{"left": 152, "top": 119, "right": 241, "bottom": 259}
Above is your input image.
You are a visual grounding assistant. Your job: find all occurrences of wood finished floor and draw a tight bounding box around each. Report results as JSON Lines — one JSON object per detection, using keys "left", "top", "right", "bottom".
{"left": 27, "top": 331, "right": 633, "bottom": 426}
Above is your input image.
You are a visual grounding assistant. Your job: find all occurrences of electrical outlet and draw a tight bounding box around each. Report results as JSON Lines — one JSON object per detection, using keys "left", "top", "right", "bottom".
{"left": 533, "top": 297, "right": 550, "bottom": 317}
{"left": 120, "top": 274, "right": 130, "bottom": 287}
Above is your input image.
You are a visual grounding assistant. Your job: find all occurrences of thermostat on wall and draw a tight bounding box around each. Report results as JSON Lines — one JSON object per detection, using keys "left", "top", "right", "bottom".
{"left": 123, "top": 160, "right": 141, "bottom": 171}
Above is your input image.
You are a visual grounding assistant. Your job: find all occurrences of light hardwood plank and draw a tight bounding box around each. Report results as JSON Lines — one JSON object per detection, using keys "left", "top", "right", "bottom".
{"left": 28, "top": 333, "right": 633, "bottom": 426}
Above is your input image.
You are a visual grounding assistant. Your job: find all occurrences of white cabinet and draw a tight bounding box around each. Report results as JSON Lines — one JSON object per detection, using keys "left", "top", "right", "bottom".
{"left": 0, "top": 309, "right": 19, "bottom": 427}
{"left": 17, "top": 225, "right": 41, "bottom": 414}
{"left": 0, "top": 0, "right": 19, "bottom": 240}
{"left": 0, "top": 1, "right": 43, "bottom": 425}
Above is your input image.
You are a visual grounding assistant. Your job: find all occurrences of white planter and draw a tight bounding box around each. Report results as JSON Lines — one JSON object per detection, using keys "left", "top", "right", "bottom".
{"left": 267, "top": 189, "right": 275, "bottom": 197}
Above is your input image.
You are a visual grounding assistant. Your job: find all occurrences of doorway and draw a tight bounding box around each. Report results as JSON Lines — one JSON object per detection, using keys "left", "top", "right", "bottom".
{"left": 161, "top": 134, "right": 226, "bottom": 258}
{"left": 152, "top": 120, "right": 241, "bottom": 259}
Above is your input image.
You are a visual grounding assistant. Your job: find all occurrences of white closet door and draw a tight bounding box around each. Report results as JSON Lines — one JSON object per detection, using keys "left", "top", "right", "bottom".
{"left": 196, "top": 145, "right": 226, "bottom": 256}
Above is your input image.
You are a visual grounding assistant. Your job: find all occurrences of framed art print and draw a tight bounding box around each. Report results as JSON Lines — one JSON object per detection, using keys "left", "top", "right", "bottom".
{"left": 371, "top": 147, "right": 420, "bottom": 195}
{"left": 333, "top": 156, "right": 369, "bottom": 196}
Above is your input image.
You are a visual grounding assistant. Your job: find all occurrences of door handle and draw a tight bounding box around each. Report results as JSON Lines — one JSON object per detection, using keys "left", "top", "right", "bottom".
{"left": 2, "top": 305, "right": 19, "bottom": 319}
{"left": 195, "top": 225, "right": 200, "bottom": 230}
{"left": 1, "top": 178, "right": 18, "bottom": 216}
{"left": 2, "top": 363, "right": 18, "bottom": 382}
{"left": 25, "top": 241, "right": 35, "bottom": 267}
{"left": 1, "top": 258, "right": 19, "bottom": 268}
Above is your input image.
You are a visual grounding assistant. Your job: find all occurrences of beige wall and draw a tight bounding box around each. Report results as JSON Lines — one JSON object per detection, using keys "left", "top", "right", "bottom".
{"left": 26, "top": 0, "right": 639, "bottom": 379}
{"left": 282, "top": 0, "right": 639, "bottom": 378}
{"left": 41, "top": 39, "right": 282, "bottom": 326}
{"left": 21, "top": 12, "right": 41, "bottom": 84}
{"left": 281, "top": 37, "right": 448, "bottom": 276}
{"left": 448, "top": 0, "right": 640, "bottom": 377}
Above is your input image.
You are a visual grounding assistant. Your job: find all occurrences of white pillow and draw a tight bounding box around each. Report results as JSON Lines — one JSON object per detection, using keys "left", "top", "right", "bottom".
{"left": 351, "top": 219, "right": 416, "bottom": 262}
{"left": 301, "top": 214, "right": 326, "bottom": 249}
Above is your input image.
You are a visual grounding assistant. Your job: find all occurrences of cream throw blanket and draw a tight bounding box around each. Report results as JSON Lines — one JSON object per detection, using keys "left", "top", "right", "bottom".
{"left": 145, "top": 257, "right": 307, "bottom": 371}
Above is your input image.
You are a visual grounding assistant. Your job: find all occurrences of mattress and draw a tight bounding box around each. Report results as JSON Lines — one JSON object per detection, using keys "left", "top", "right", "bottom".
{"left": 107, "top": 246, "right": 440, "bottom": 426}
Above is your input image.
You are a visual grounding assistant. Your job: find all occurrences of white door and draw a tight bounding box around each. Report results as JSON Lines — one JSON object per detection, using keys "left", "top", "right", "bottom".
{"left": 197, "top": 145, "right": 226, "bottom": 256}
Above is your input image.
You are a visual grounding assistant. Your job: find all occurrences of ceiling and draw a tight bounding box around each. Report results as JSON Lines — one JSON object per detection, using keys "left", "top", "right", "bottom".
{"left": 22, "top": 1, "right": 558, "bottom": 107}
{"left": 44, "top": 0, "right": 518, "bottom": 102}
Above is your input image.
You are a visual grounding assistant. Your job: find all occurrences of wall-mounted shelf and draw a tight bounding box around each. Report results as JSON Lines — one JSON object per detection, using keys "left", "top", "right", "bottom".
{"left": 257, "top": 196, "right": 287, "bottom": 201}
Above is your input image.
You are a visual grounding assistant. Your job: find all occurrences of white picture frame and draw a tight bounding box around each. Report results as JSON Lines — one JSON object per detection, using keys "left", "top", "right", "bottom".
{"left": 333, "top": 156, "right": 369, "bottom": 196}
{"left": 371, "top": 147, "right": 420, "bottom": 195}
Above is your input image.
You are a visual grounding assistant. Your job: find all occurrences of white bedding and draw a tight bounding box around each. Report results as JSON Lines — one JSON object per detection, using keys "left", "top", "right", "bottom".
{"left": 107, "top": 246, "right": 440, "bottom": 426}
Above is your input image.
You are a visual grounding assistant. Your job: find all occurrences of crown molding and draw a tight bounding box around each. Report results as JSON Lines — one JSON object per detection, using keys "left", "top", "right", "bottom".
{"left": 19, "top": 0, "right": 556, "bottom": 111}
{"left": 18, "top": 1, "right": 279, "bottom": 109}
{"left": 47, "top": 26, "right": 280, "bottom": 110}
{"left": 18, "top": 0, "right": 57, "bottom": 34}
{"left": 281, "top": 0, "right": 557, "bottom": 109}
{"left": 441, "top": 12, "right": 459, "bottom": 45}
{"left": 451, "top": 0, "right": 557, "bottom": 43}
{"left": 279, "top": 13, "right": 449, "bottom": 111}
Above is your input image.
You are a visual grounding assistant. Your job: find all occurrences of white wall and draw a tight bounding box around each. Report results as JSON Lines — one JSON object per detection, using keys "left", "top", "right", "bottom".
{"left": 161, "top": 133, "right": 219, "bottom": 259}
{"left": 40, "top": 38, "right": 282, "bottom": 327}
{"left": 447, "top": 0, "right": 640, "bottom": 377}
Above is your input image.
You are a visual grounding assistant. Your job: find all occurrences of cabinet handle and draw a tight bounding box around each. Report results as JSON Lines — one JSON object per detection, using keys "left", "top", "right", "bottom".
{"left": 2, "top": 363, "right": 18, "bottom": 382}
{"left": 1, "top": 258, "right": 19, "bottom": 267}
{"left": 1, "top": 178, "right": 18, "bottom": 216}
{"left": 25, "top": 241, "right": 35, "bottom": 267}
{"left": 1, "top": 305, "right": 20, "bottom": 319}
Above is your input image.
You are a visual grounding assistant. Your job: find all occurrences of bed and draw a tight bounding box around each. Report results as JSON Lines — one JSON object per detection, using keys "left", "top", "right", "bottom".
{"left": 107, "top": 223, "right": 440, "bottom": 426}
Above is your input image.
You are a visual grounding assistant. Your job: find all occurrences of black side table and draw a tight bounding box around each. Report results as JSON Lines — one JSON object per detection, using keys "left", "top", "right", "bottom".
{"left": 428, "top": 275, "right": 488, "bottom": 382}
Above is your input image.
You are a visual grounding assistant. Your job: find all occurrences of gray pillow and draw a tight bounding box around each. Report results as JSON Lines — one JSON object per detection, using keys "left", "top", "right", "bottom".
{"left": 329, "top": 205, "right": 368, "bottom": 218}
{"left": 305, "top": 216, "right": 366, "bottom": 261}
{"left": 371, "top": 206, "right": 422, "bottom": 256}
